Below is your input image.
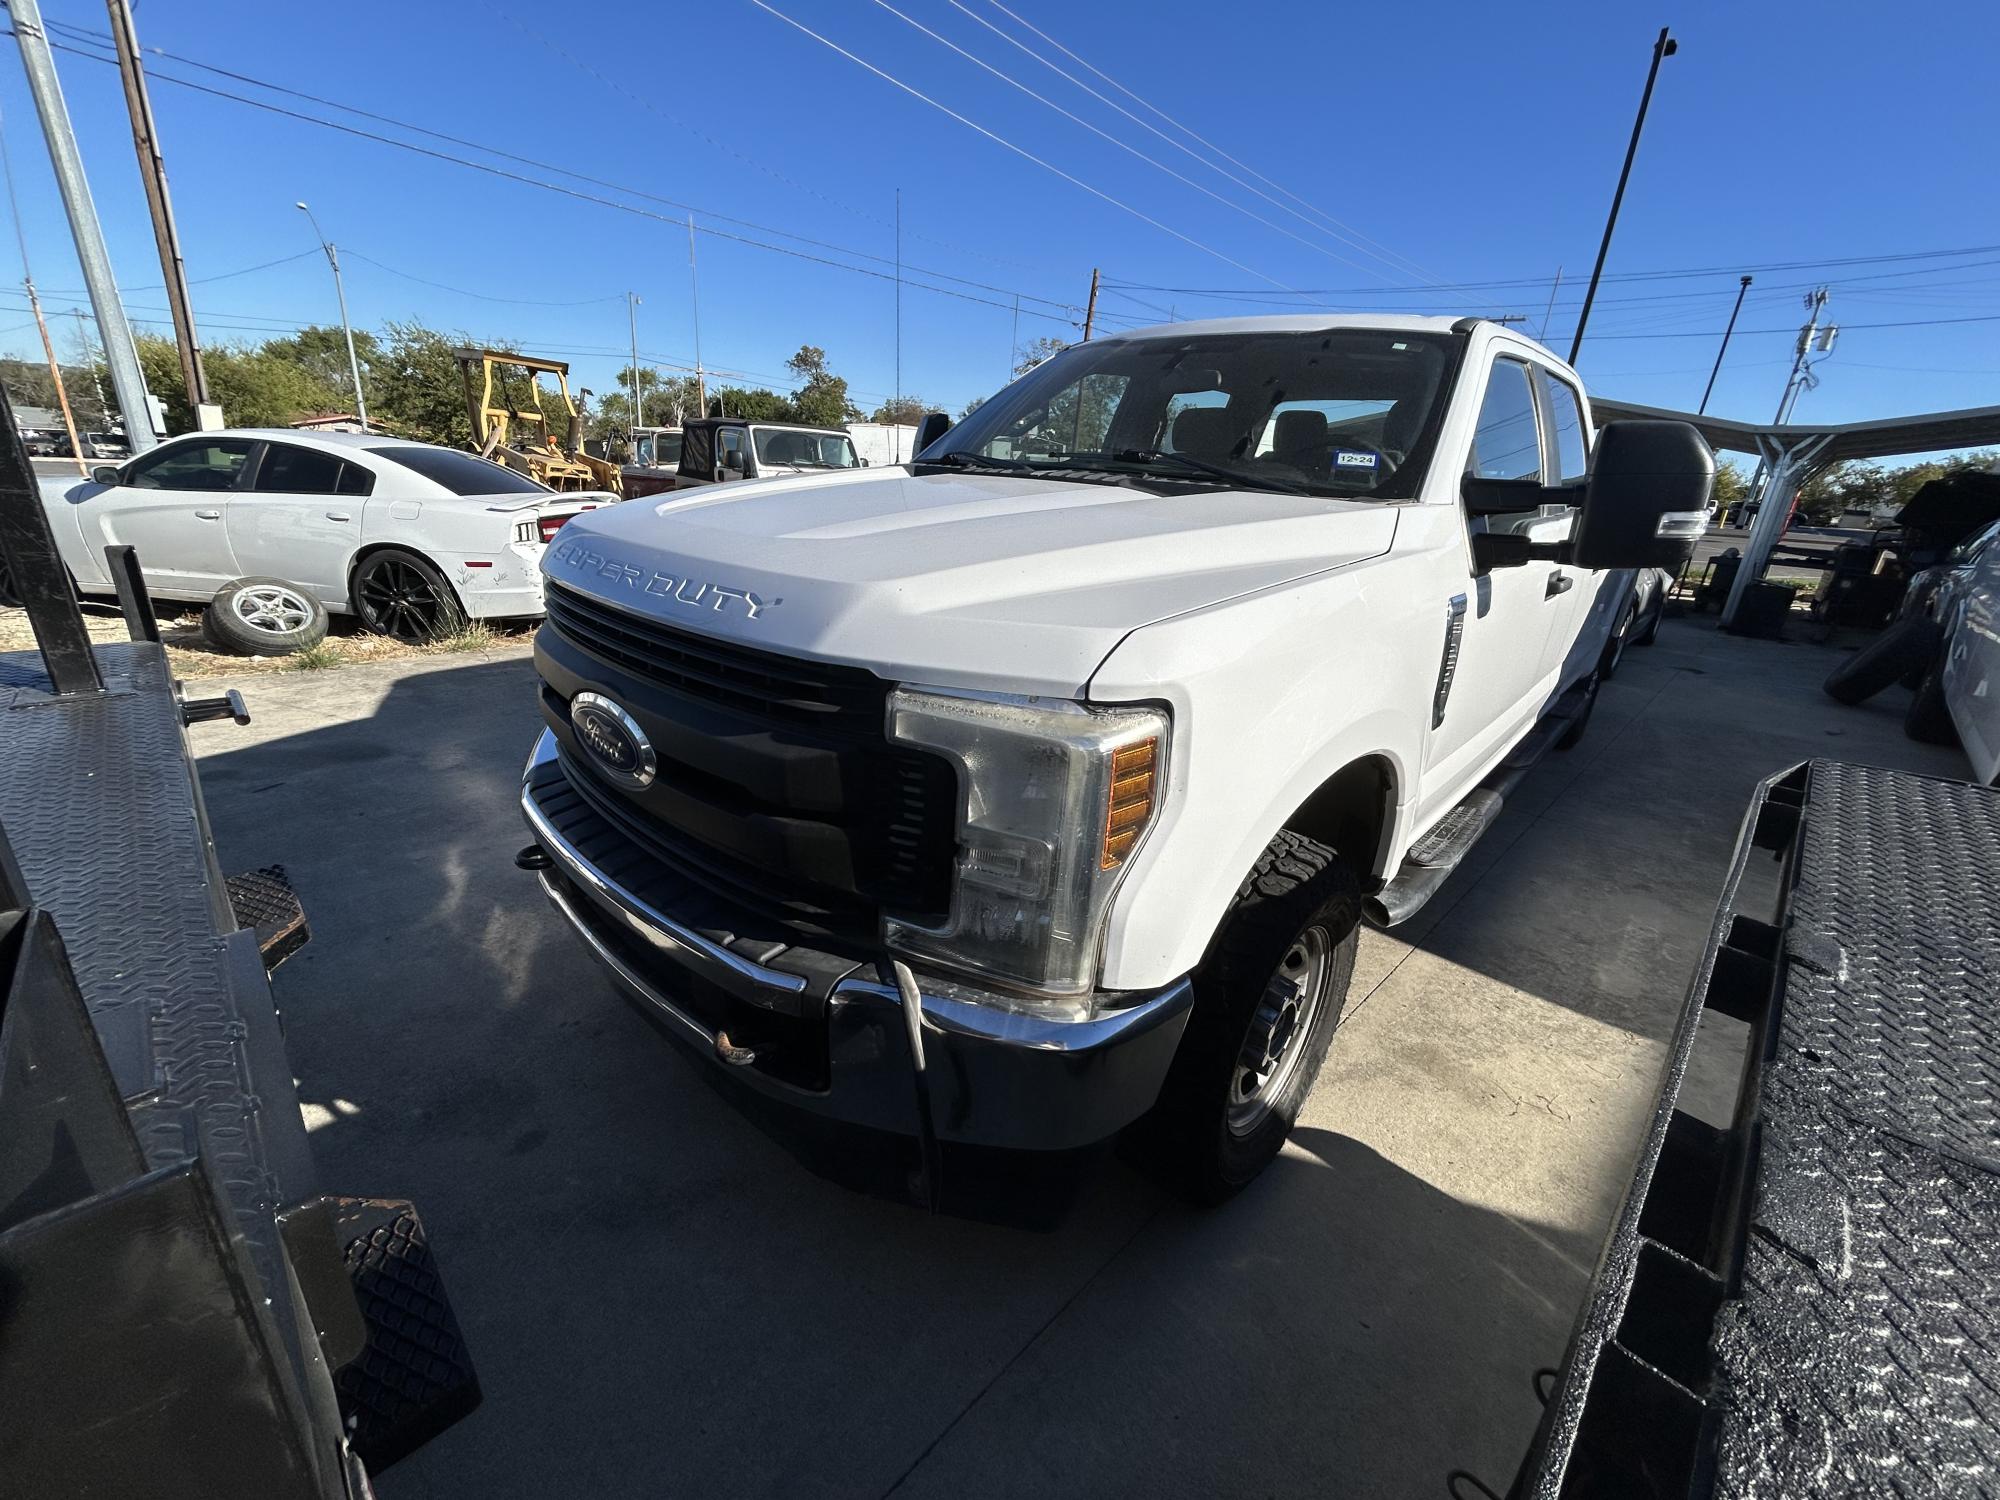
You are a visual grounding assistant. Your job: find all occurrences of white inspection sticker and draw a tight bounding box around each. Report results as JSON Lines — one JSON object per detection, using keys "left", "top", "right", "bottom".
{"left": 1335, "top": 450, "right": 1379, "bottom": 469}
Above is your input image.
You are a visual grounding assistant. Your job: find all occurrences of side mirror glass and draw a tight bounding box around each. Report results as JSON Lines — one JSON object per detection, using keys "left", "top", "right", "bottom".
{"left": 1573, "top": 420, "right": 1714, "bottom": 571}
{"left": 915, "top": 410, "right": 951, "bottom": 457}
{"left": 90, "top": 464, "right": 121, "bottom": 486}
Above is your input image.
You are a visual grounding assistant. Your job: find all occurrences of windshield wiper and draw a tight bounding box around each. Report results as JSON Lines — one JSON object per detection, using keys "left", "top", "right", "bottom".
{"left": 921, "top": 449, "right": 1025, "bottom": 470}
{"left": 1110, "top": 448, "right": 1312, "bottom": 496}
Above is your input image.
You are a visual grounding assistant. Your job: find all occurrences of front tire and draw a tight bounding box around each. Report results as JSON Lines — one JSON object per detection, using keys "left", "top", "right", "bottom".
{"left": 1136, "top": 830, "right": 1359, "bottom": 1204}
{"left": 352, "top": 547, "right": 466, "bottom": 644}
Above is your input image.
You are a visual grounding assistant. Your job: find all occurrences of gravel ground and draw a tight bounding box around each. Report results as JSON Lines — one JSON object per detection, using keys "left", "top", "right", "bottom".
{"left": 0, "top": 601, "right": 535, "bottom": 677}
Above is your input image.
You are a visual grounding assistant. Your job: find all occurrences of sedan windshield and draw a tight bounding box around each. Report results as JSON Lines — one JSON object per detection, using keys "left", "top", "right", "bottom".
{"left": 752, "top": 428, "right": 860, "bottom": 470}
{"left": 932, "top": 328, "right": 1462, "bottom": 499}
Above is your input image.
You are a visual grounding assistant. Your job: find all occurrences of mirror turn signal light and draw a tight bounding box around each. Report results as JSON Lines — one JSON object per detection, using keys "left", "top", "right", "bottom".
{"left": 1102, "top": 737, "right": 1158, "bottom": 869}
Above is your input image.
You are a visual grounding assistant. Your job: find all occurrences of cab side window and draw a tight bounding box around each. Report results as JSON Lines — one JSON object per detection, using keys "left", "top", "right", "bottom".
{"left": 1468, "top": 359, "right": 1543, "bottom": 482}
{"left": 1537, "top": 369, "right": 1589, "bottom": 485}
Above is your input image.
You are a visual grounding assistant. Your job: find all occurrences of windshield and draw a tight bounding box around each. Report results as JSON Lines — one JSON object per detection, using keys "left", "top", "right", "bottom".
{"left": 366, "top": 444, "right": 548, "bottom": 495}
{"left": 932, "top": 328, "right": 1461, "bottom": 499}
{"left": 752, "top": 427, "right": 859, "bottom": 470}
{"left": 633, "top": 433, "right": 682, "bottom": 467}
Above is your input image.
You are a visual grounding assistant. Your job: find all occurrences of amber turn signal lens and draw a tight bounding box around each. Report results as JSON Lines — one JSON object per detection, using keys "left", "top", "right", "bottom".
{"left": 1102, "top": 738, "right": 1158, "bottom": 869}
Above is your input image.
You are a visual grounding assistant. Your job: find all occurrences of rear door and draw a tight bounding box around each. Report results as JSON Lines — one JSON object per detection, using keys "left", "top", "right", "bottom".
{"left": 228, "top": 441, "right": 373, "bottom": 599}
{"left": 91, "top": 437, "right": 254, "bottom": 595}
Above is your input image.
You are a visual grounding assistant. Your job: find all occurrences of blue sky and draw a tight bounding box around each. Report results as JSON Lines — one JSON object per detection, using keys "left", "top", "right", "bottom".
{"left": 2, "top": 0, "right": 1996, "bottom": 442}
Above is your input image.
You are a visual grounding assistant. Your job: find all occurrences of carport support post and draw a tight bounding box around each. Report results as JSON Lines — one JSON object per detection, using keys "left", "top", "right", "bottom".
{"left": 9, "top": 0, "right": 155, "bottom": 453}
{"left": 1720, "top": 433, "right": 1830, "bottom": 629}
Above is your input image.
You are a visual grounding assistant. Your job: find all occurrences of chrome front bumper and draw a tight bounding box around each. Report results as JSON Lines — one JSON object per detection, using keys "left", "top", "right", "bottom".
{"left": 521, "top": 730, "right": 1194, "bottom": 1151}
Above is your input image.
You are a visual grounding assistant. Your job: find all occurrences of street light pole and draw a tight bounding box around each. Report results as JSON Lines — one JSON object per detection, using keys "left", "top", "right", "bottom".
{"left": 295, "top": 201, "right": 368, "bottom": 431}
{"left": 1568, "top": 27, "right": 1677, "bottom": 366}
{"left": 1698, "top": 275, "right": 1752, "bottom": 416}
{"left": 627, "top": 292, "right": 642, "bottom": 433}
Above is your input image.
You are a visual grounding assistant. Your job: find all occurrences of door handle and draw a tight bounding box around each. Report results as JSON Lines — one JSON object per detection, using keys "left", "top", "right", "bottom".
{"left": 194, "top": 508, "right": 221, "bottom": 521}
{"left": 1546, "top": 571, "right": 1573, "bottom": 599}
{"left": 325, "top": 511, "right": 353, "bottom": 522}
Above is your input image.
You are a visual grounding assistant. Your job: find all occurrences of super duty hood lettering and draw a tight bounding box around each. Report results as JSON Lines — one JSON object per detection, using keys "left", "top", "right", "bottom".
{"left": 548, "top": 538, "right": 778, "bottom": 620}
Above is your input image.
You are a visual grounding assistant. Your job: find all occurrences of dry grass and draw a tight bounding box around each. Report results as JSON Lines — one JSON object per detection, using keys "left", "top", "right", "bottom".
{"left": 0, "top": 602, "right": 534, "bottom": 678}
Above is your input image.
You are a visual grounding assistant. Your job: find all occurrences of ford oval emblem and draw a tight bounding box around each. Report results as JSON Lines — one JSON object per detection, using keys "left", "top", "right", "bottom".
{"left": 570, "top": 692, "right": 656, "bottom": 789}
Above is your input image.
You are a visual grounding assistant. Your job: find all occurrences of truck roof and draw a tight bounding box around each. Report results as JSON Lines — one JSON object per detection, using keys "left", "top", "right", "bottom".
{"left": 1102, "top": 312, "right": 1471, "bottom": 341}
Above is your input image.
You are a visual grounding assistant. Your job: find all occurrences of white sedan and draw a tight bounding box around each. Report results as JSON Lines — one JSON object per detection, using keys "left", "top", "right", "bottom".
{"left": 36, "top": 429, "right": 613, "bottom": 642}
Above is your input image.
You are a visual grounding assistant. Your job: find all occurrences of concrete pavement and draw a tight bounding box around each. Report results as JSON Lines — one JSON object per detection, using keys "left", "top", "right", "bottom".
{"left": 192, "top": 618, "right": 1968, "bottom": 1499}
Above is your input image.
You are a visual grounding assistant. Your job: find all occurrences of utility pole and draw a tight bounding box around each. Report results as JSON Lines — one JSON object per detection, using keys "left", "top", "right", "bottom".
{"left": 1698, "top": 275, "right": 1752, "bottom": 416}
{"left": 295, "top": 202, "right": 368, "bottom": 431}
{"left": 1774, "top": 287, "right": 1831, "bottom": 424}
{"left": 0, "top": 103, "right": 84, "bottom": 471}
{"left": 72, "top": 309, "right": 107, "bottom": 426}
{"left": 894, "top": 188, "right": 902, "bottom": 460}
{"left": 686, "top": 214, "right": 706, "bottom": 418}
{"left": 1082, "top": 267, "right": 1101, "bottom": 341}
{"left": 1568, "top": 27, "right": 1677, "bottom": 366}
{"left": 107, "top": 0, "right": 207, "bottom": 413}
{"left": 28, "top": 283, "right": 85, "bottom": 474}
{"left": 9, "top": 0, "right": 156, "bottom": 451}
{"left": 627, "top": 292, "right": 642, "bottom": 432}
{"left": 1538, "top": 266, "right": 1562, "bottom": 343}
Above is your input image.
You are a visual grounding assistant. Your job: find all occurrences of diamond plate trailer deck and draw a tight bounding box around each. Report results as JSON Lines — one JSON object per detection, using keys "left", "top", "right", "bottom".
{"left": 1508, "top": 758, "right": 2000, "bottom": 1497}
{"left": 0, "top": 389, "right": 476, "bottom": 1494}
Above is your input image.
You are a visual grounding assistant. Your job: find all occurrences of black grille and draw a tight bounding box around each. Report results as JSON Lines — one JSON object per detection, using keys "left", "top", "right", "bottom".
{"left": 539, "top": 582, "right": 958, "bottom": 943}
{"left": 544, "top": 583, "right": 881, "bottom": 730}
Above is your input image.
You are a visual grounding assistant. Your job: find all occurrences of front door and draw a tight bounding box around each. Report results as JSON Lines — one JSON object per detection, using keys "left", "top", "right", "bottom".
{"left": 228, "top": 441, "right": 373, "bottom": 601}
{"left": 92, "top": 436, "right": 254, "bottom": 596}
{"left": 1420, "top": 356, "right": 1567, "bottom": 814}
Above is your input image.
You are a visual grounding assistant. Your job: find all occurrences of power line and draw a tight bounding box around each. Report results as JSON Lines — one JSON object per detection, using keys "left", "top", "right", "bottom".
{"left": 945, "top": 0, "right": 1434, "bottom": 286}
{"left": 865, "top": 0, "right": 1374, "bottom": 287}
{"left": 31, "top": 19, "right": 1085, "bottom": 324}
{"left": 744, "top": 0, "right": 1317, "bottom": 297}
{"left": 344, "top": 252, "right": 626, "bottom": 308}
{"left": 976, "top": 0, "right": 1440, "bottom": 285}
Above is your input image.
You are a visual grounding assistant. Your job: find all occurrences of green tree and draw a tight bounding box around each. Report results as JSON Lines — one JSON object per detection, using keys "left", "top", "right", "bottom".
{"left": 1712, "top": 460, "right": 1748, "bottom": 515}
{"left": 870, "top": 396, "right": 928, "bottom": 425}
{"left": 595, "top": 367, "right": 705, "bottom": 438}
{"left": 1798, "top": 461, "right": 1891, "bottom": 523}
{"left": 135, "top": 334, "right": 344, "bottom": 433}
{"left": 1014, "top": 335, "right": 1068, "bottom": 377}
{"left": 369, "top": 320, "right": 488, "bottom": 447}
{"left": 785, "top": 345, "right": 859, "bottom": 427}
{"left": 259, "top": 325, "right": 377, "bottom": 412}
{"left": 712, "top": 386, "right": 793, "bottom": 421}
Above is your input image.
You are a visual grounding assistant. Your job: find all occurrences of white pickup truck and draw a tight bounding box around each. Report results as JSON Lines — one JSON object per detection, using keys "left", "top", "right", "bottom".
{"left": 517, "top": 315, "right": 1712, "bottom": 1200}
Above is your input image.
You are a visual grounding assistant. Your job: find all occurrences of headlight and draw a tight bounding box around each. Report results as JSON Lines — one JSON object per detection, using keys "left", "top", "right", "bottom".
{"left": 884, "top": 688, "right": 1168, "bottom": 1006}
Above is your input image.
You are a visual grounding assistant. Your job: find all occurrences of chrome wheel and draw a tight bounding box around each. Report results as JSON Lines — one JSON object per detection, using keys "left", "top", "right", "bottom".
{"left": 230, "top": 583, "right": 313, "bottom": 635}
{"left": 356, "top": 555, "right": 459, "bottom": 643}
{"left": 1228, "top": 924, "right": 1335, "bottom": 1136}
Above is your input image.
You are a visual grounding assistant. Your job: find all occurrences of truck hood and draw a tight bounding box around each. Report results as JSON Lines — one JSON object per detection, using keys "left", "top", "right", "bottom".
{"left": 544, "top": 469, "right": 1399, "bottom": 696}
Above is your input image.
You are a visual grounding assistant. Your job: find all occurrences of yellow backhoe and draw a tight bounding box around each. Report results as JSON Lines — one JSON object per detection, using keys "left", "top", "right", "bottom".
{"left": 454, "top": 347, "right": 624, "bottom": 495}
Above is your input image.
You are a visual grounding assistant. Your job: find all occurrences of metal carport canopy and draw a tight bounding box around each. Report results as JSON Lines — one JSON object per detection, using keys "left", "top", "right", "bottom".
{"left": 1588, "top": 398, "right": 2000, "bottom": 465}
{"left": 1587, "top": 398, "right": 2000, "bottom": 625}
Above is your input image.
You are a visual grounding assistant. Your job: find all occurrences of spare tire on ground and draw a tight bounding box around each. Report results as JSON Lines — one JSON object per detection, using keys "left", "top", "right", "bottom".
{"left": 1823, "top": 616, "right": 1940, "bottom": 706}
{"left": 202, "top": 577, "right": 330, "bottom": 657}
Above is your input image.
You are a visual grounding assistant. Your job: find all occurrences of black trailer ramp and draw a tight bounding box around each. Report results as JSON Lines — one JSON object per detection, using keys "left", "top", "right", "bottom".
{"left": 1512, "top": 759, "right": 2000, "bottom": 1497}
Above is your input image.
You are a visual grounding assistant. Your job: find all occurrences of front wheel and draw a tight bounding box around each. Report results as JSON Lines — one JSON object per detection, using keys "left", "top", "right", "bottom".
{"left": 352, "top": 547, "right": 466, "bottom": 644}
{"left": 1134, "top": 829, "right": 1359, "bottom": 1204}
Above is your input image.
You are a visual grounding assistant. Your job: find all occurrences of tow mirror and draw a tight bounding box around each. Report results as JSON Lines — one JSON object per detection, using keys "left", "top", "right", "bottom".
{"left": 90, "top": 464, "right": 121, "bottom": 485}
{"left": 1573, "top": 420, "right": 1714, "bottom": 570}
{"left": 915, "top": 410, "right": 951, "bottom": 457}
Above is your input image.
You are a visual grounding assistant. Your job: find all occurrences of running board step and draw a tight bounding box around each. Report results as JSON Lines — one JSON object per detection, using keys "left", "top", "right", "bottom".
{"left": 1366, "top": 789, "right": 1504, "bottom": 927}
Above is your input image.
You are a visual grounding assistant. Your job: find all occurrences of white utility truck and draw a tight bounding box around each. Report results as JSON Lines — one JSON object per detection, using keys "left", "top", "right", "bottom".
{"left": 517, "top": 315, "right": 1712, "bottom": 1200}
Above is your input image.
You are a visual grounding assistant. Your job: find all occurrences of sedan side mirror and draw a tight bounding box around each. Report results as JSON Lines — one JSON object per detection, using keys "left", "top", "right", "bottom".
{"left": 1572, "top": 420, "right": 1714, "bottom": 571}
{"left": 915, "top": 410, "right": 951, "bottom": 457}
{"left": 90, "top": 464, "right": 121, "bottom": 485}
